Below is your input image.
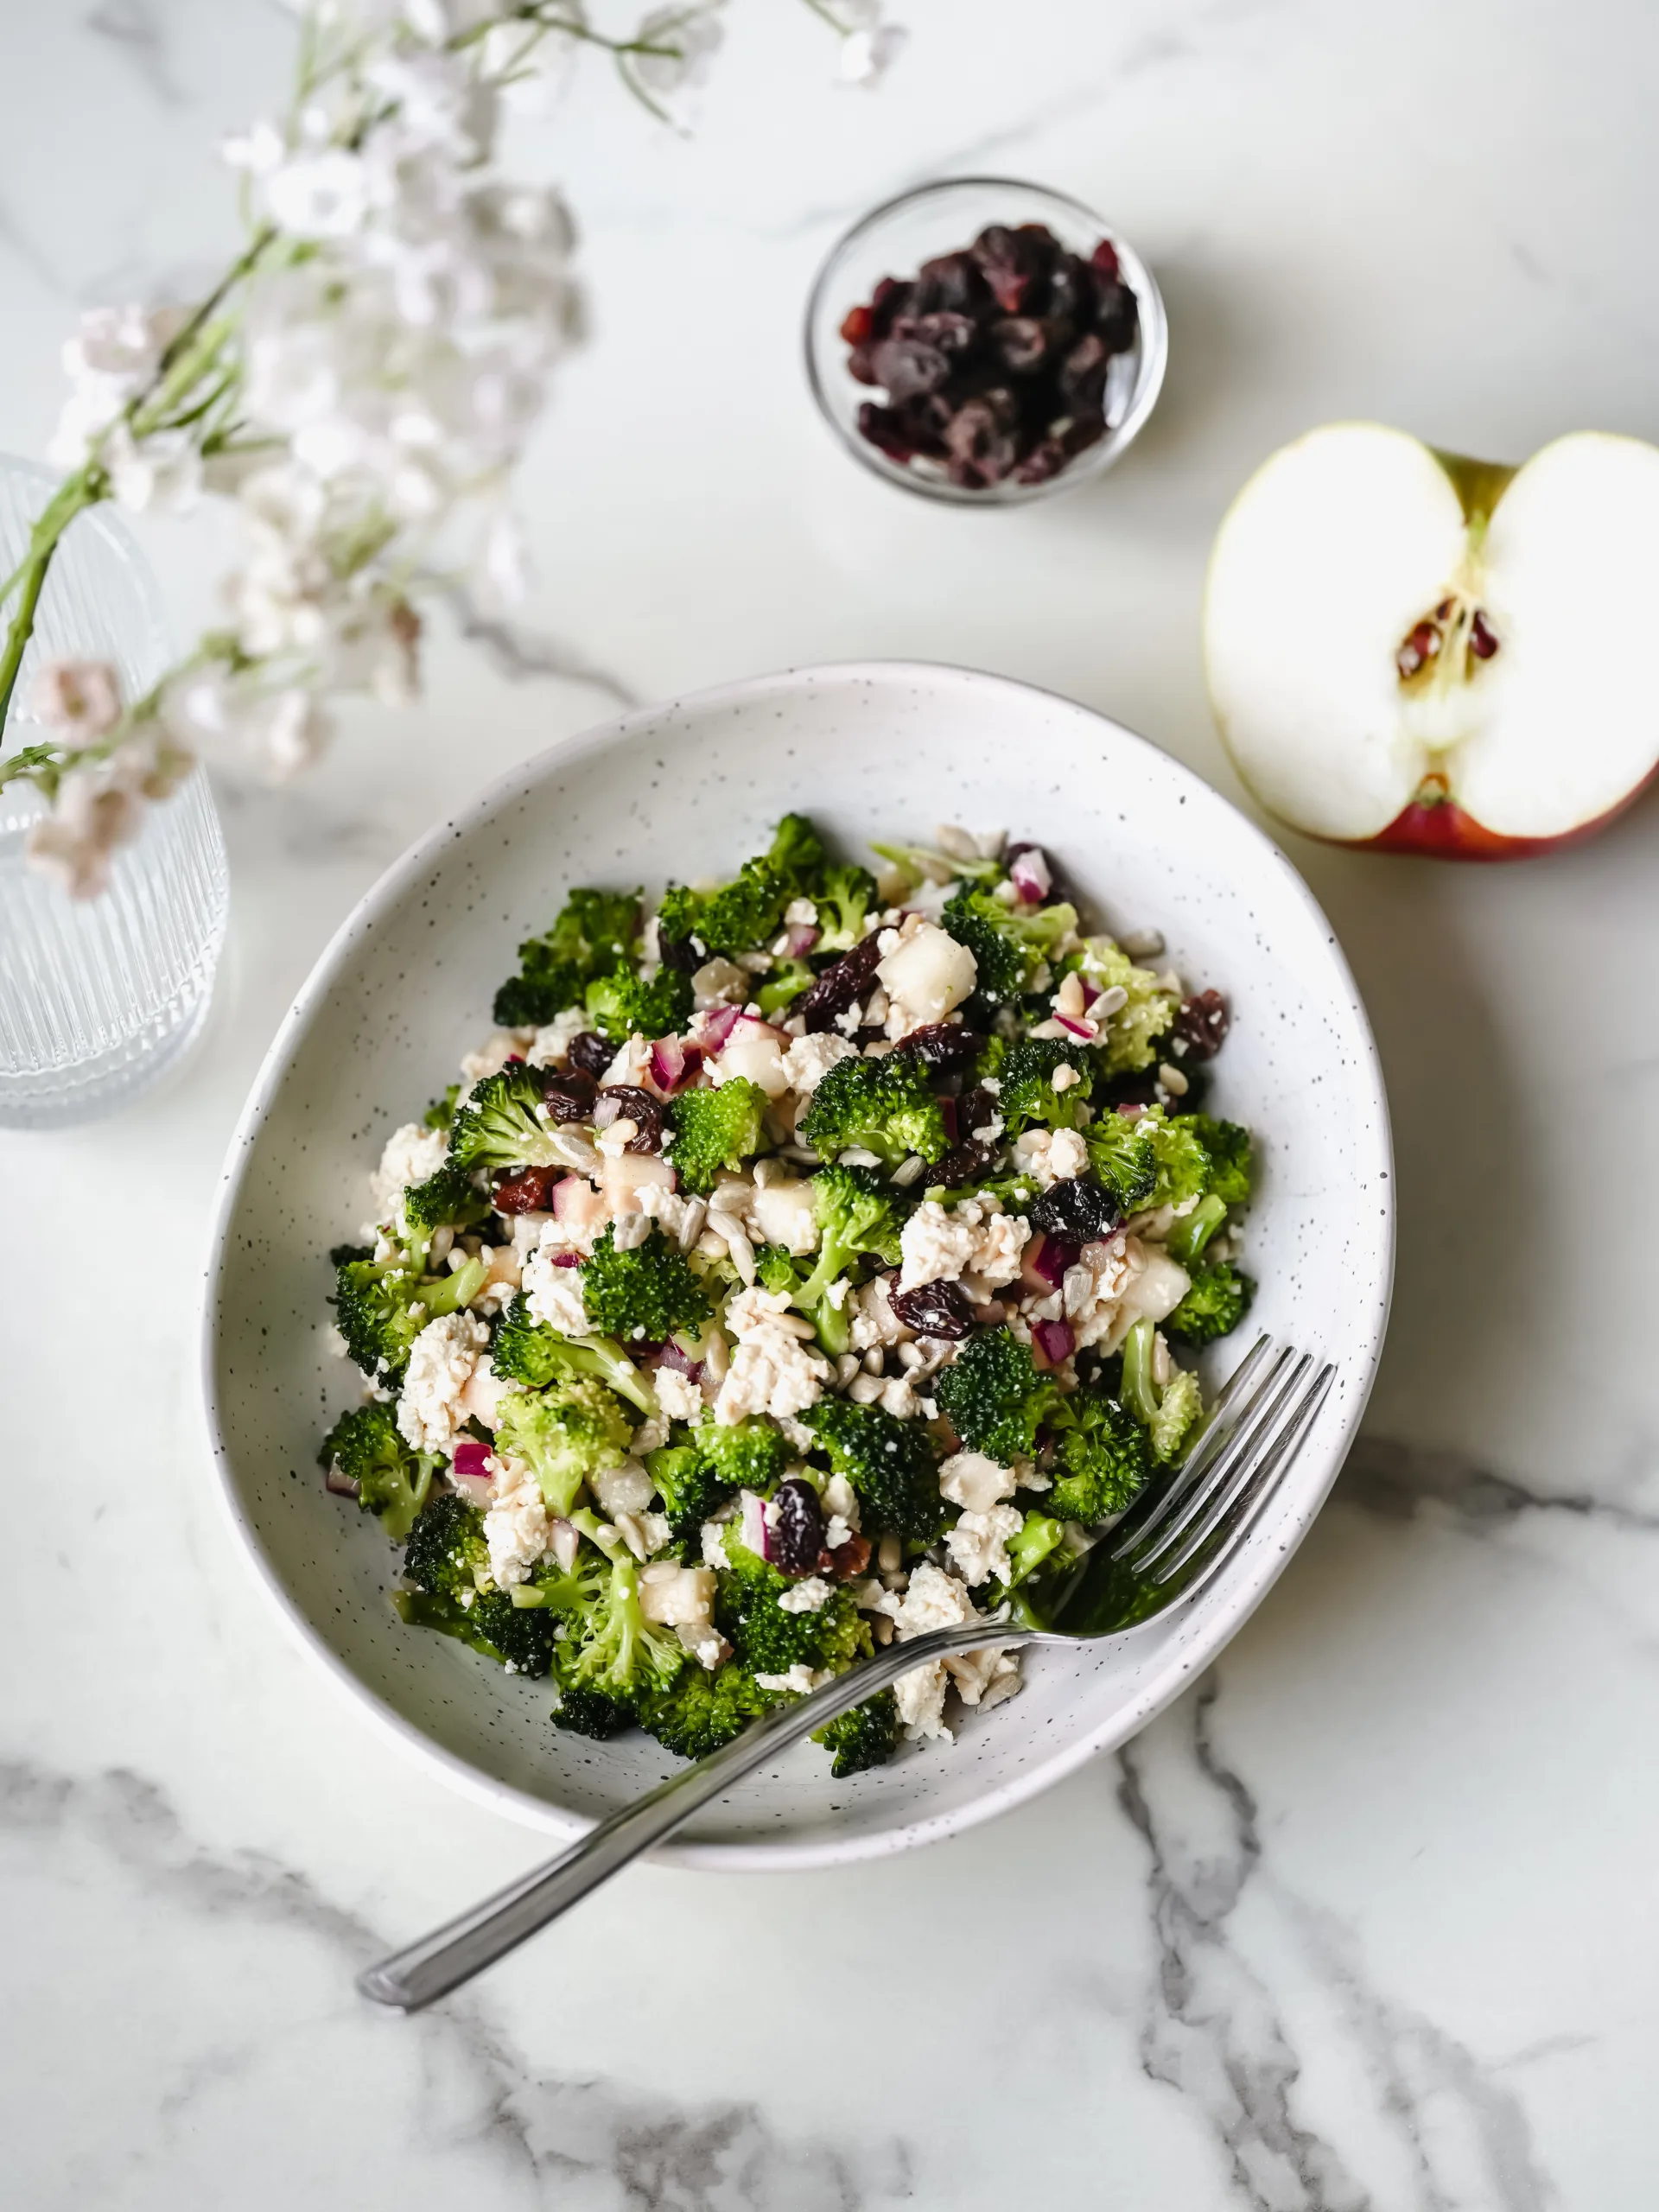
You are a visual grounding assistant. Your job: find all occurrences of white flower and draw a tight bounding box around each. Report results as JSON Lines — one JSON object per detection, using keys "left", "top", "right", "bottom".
{"left": 628, "top": 2, "right": 726, "bottom": 124}
{"left": 103, "top": 424, "right": 202, "bottom": 514}
{"left": 263, "top": 149, "right": 374, "bottom": 238}
{"left": 29, "top": 659, "right": 122, "bottom": 740}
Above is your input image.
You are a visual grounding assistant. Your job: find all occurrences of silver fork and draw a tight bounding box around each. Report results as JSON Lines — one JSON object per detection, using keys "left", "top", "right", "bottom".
{"left": 358, "top": 1335, "right": 1332, "bottom": 2012}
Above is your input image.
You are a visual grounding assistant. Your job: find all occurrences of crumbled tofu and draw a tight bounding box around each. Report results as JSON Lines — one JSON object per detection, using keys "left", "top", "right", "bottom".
{"left": 822, "top": 1472, "right": 860, "bottom": 1531}
{"left": 654, "top": 1366, "right": 704, "bottom": 1424}
{"left": 370, "top": 1122, "right": 448, "bottom": 1217}
{"left": 527, "top": 1007, "right": 591, "bottom": 1067}
{"left": 877, "top": 919, "right": 977, "bottom": 1035}
{"left": 878, "top": 1374, "right": 928, "bottom": 1421}
{"left": 715, "top": 1286, "right": 830, "bottom": 1425}
{"left": 1009, "top": 1124, "right": 1090, "bottom": 1190}
{"left": 483, "top": 1456, "right": 549, "bottom": 1587}
{"left": 521, "top": 1248, "right": 592, "bottom": 1338}
{"left": 602, "top": 1033, "right": 653, "bottom": 1088}
{"left": 893, "top": 1661, "right": 951, "bottom": 1740}
{"left": 1074, "top": 1234, "right": 1191, "bottom": 1354}
{"left": 459, "top": 1351, "right": 514, "bottom": 1429}
{"left": 590, "top": 1460, "right": 655, "bottom": 1518}
{"left": 754, "top": 1663, "right": 830, "bottom": 1695}
{"left": 324, "top": 1323, "right": 350, "bottom": 1361}
{"left": 938, "top": 1450, "right": 1017, "bottom": 1514}
{"left": 639, "top": 1561, "right": 716, "bottom": 1626}
{"left": 631, "top": 1414, "right": 670, "bottom": 1454}
{"left": 701, "top": 1519, "right": 731, "bottom": 1569}
{"left": 461, "top": 1029, "right": 525, "bottom": 1084}
{"left": 891, "top": 1559, "right": 975, "bottom": 1634}
{"left": 898, "top": 1198, "right": 1027, "bottom": 1292}
{"left": 395, "top": 1310, "right": 489, "bottom": 1454}
{"left": 677, "top": 1622, "right": 729, "bottom": 1670}
{"left": 777, "top": 1575, "right": 833, "bottom": 1614}
{"left": 945, "top": 1503, "right": 1023, "bottom": 1586}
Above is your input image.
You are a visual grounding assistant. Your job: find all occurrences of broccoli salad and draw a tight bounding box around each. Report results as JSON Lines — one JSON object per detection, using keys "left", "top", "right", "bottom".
{"left": 320, "top": 816, "right": 1255, "bottom": 1777}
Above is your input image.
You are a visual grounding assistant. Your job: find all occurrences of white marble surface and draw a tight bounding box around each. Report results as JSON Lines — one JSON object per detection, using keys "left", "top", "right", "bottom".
{"left": 3, "top": 3, "right": 1659, "bottom": 2204}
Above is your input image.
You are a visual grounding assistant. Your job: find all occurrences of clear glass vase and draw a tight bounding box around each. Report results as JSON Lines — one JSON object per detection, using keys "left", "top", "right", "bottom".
{"left": 0, "top": 457, "right": 228, "bottom": 1128}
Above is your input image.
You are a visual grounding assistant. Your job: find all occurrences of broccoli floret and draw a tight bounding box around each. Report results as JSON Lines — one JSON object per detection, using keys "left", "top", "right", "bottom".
{"left": 941, "top": 888, "right": 1079, "bottom": 1020}
{"left": 423, "top": 1084, "right": 461, "bottom": 1132}
{"left": 812, "top": 1690, "right": 900, "bottom": 1777}
{"left": 1120, "top": 1317, "right": 1207, "bottom": 1462}
{"left": 393, "top": 1585, "right": 563, "bottom": 1674}
{"left": 795, "top": 1165, "right": 907, "bottom": 1309}
{"left": 583, "top": 964, "right": 693, "bottom": 1042}
{"left": 658, "top": 816, "right": 827, "bottom": 958}
{"left": 1165, "top": 1261, "right": 1255, "bottom": 1346}
{"left": 667, "top": 1078, "right": 768, "bottom": 1194}
{"left": 331, "top": 1252, "right": 486, "bottom": 1382}
{"left": 1002, "top": 1510, "right": 1070, "bottom": 1586}
{"left": 637, "top": 1661, "right": 777, "bottom": 1758}
{"left": 645, "top": 1419, "right": 788, "bottom": 1554}
{"left": 493, "top": 1377, "right": 634, "bottom": 1517}
{"left": 1084, "top": 1111, "right": 1159, "bottom": 1211}
{"left": 319, "top": 1403, "right": 436, "bottom": 1540}
{"left": 1047, "top": 1393, "right": 1155, "bottom": 1522}
{"left": 395, "top": 1491, "right": 588, "bottom": 1675}
{"left": 1166, "top": 1192, "right": 1228, "bottom": 1266}
{"left": 580, "top": 1226, "right": 712, "bottom": 1344}
{"left": 402, "top": 1159, "right": 492, "bottom": 1238}
{"left": 447, "top": 1064, "right": 562, "bottom": 1176}
{"left": 871, "top": 839, "right": 1001, "bottom": 893}
{"left": 934, "top": 1329, "right": 1063, "bottom": 1469}
{"left": 551, "top": 1673, "right": 636, "bottom": 1739}
{"left": 753, "top": 1243, "right": 850, "bottom": 1356}
{"left": 1179, "top": 1116, "right": 1253, "bottom": 1207}
{"left": 1071, "top": 939, "right": 1177, "bottom": 1074}
{"left": 798, "top": 1051, "right": 947, "bottom": 1167}
{"left": 1150, "top": 1367, "right": 1204, "bottom": 1462}
{"left": 559, "top": 1553, "right": 686, "bottom": 1703}
{"left": 800, "top": 1397, "right": 948, "bottom": 1542}
{"left": 995, "top": 1036, "right": 1096, "bottom": 1135}
{"left": 489, "top": 1292, "right": 659, "bottom": 1415}
{"left": 813, "top": 863, "right": 877, "bottom": 953}
{"left": 402, "top": 1487, "right": 491, "bottom": 1599}
{"left": 715, "top": 1526, "right": 871, "bottom": 1675}
{"left": 491, "top": 887, "right": 639, "bottom": 1027}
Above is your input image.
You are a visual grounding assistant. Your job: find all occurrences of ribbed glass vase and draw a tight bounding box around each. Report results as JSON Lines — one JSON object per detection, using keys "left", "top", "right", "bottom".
{"left": 0, "top": 457, "right": 228, "bottom": 1128}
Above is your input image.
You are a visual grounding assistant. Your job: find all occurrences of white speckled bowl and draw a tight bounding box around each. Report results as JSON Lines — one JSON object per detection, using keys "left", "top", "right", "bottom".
{"left": 202, "top": 663, "right": 1393, "bottom": 1868}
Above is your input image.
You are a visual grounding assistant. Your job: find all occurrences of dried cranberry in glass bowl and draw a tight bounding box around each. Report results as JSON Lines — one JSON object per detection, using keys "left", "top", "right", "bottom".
{"left": 842, "top": 225, "right": 1138, "bottom": 492}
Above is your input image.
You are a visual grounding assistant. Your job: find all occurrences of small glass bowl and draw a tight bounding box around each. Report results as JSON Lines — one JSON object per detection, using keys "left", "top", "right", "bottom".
{"left": 804, "top": 175, "right": 1167, "bottom": 506}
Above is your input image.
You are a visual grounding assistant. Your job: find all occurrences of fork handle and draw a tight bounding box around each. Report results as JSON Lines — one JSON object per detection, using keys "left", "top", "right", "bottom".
{"left": 357, "top": 1618, "right": 1029, "bottom": 2012}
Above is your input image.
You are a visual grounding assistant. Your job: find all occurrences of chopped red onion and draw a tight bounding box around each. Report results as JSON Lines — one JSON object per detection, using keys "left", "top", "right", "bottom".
{"left": 785, "top": 923, "right": 821, "bottom": 958}
{"left": 1021, "top": 1231, "right": 1077, "bottom": 1292}
{"left": 452, "top": 1439, "right": 491, "bottom": 1479}
{"left": 1077, "top": 974, "right": 1102, "bottom": 1009}
{"left": 1009, "top": 847, "right": 1052, "bottom": 905}
{"left": 1032, "top": 1319, "right": 1076, "bottom": 1369}
{"left": 739, "top": 1490, "right": 772, "bottom": 1561}
{"left": 1054, "top": 1013, "right": 1096, "bottom": 1042}
{"left": 324, "top": 1465, "right": 359, "bottom": 1498}
{"left": 550, "top": 1252, "right": 582, "bottom": 1269}
{"left": 702, "top": 1003, "right": 743, "bottom": 1052}
{"left": 656, "top": 1338, "right": 704, "bottom": 1382}
{"left": 649, "top": 1035, "right": 702, "bottom": 1093}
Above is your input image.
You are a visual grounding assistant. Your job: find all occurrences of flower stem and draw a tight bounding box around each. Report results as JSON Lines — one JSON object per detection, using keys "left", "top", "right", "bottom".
{"left": 0, "top": 471, "right": 104, "bottom": 747}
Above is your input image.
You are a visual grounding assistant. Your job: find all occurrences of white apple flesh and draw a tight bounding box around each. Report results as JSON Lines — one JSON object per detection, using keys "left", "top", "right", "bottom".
{"left": 1202, "top": 423, "right": 1659, "bottom": 857}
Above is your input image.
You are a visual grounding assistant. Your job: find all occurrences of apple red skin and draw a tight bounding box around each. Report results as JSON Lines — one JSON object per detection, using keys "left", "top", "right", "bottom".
{"left": 1315, "top": 764, "right": 1659, "bottom": 861}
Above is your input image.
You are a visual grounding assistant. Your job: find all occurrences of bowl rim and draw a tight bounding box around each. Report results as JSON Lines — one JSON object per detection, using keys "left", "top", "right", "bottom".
{"left": 802, "top": 174, "right": 1169, "bottom": 505}
{"left": 200, "top": 658, "right": 1393, "bottom": 1871}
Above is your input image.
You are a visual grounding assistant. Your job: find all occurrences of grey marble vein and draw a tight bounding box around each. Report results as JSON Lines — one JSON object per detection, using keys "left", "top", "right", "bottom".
{"left": 1338, "top": 1435, "right": 1659, "bottom": 1535}
{"left": 443, "top": 585, "right": 641, "bottom": 711}
{"left": 1116, "top": 1681, "right": 1554, "bottom": 2211}
{"left": 86, "top": 0, "right": 187, "bottom": 106}
{"left": 0, "top": 1758, "right": 910, "bottom": 2211}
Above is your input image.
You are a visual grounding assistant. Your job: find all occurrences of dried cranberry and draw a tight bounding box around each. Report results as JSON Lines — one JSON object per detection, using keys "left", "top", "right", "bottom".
{"left": 930, "top": 1137, "right": 996, "bottom": 1187}
{"left": 912, "top": 251, "right": 982, "bottom": 315}
{"left": 889, "top": 1279, "right": 975, "bottom": 1339}
{"left": 938, "top": 1094, "right": 959, "bottom": 1147}
{"left": 800, "top": 931, "right": 885, "bottom": 1034}
{"left": 594, "top": 1084, "right": 667, "bottom": 1154}
{"left": 958, "top": 1084, "right": 1001, "bottom": 1136}
{"left": 856, "top": 402, "right": 916, "bottom": 464}
{"left": 1469, "top": 610, "right": 1500, "bottom": 660}
{"left": 840, "top": 302, "right": 874, "bottom": 346}
{"left": 539, "top": 1068, "right": 599, "bottom": 1120}
{"left": 826, "top": 1534, "right": 873, "bottom": 1580}
{"left": 847, "top": 345, "right": 878, "bottom": 386}
{"left": 909, "top": 310, "right": 978, "bottom": 357}
{"left": 494, "top": 1165, "right": 559, "bottom": 1213}
{"left": 898, "top": 1023, "right": 985, "bottom": 1075}
{"left": 944, "top": 391, "right": 1020, "bottom": 483}
{"left": 1058, "top": 331, "right": 1110, "bottom": 412}
{"left": 869, "top": 332, "right": 952, "bottom": 404}
{"left": 1396, "top": 620, "right": 1441, "bottom": 680}
{"left": 971, "top": 223, "right": 1052, "bottom": 313}
{"left": 1173, "top": 989, "right": 1230, "bottom": 1061}
{"left": 1028, "top": 1175, "right": 1122, "bottom": 1243}
{"left": 566, "top": 1032, "right": 613, "bottom": 1079}
{"left": 771, "top": 1479, "right": 825, "bottom": 1578}
{"left": 1093, "top": 278, "right": 1138, "bottom": 352}
{"left": 868, "top": 274, "right": 913, "bottom": 337}
{"left": 657, "top": 932, "right": 700, "bottom": 975}
{"left": 1090, "top": 238, "right": 1122, "bottom": 283}
{"left": 988, "top": 315, "right": 1051, "bottom": 373}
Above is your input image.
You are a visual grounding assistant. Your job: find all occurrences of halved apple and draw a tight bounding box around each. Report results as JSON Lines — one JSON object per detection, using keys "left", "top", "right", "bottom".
{"left": 1202, "top": 423, "right": 1659, "bottom": 857}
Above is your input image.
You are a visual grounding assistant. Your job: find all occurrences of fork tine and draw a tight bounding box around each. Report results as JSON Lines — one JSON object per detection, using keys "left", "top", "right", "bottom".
{"left": 1151, "top": 1360, "right": 1334, "bottom": 1585}
{"left": 1109, "top": 1334, "right": 1285, "bottom": 1561}
{"left": 1126, "top": 1349, "right": 1313, "bottom": 1575}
